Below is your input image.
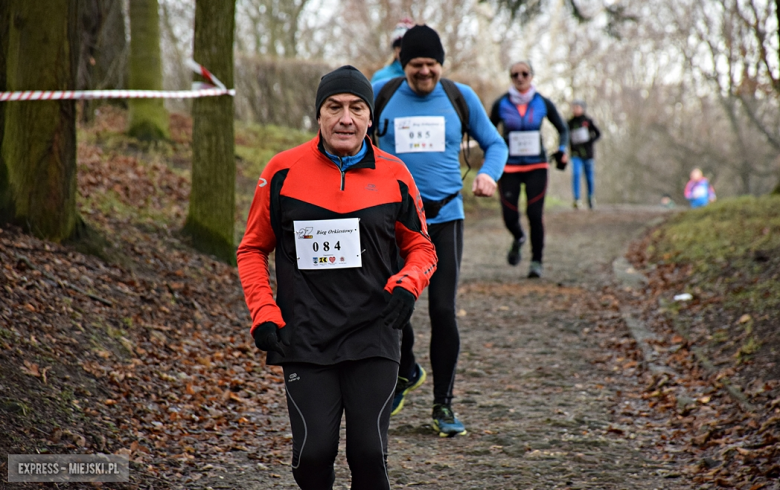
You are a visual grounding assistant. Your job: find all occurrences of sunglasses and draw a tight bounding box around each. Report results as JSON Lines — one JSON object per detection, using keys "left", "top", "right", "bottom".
{"left": 511, "top": 71, "right": 531, "bottom": 79}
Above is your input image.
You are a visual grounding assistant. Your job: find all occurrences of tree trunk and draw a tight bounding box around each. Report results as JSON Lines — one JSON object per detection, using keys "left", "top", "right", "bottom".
{"left": 94, "top": 0, "right": 128, "bottom": 91}
{"left": 184, "top": 0, "right": 236, "bottom": 265}
{"left": 1, "top": 0, "right": 80, "bottom": 242}
{"left": 0, "top": 1, "right": 9, "bottom": 222}
{"left": 128, "top": 0, "right": 168, "bottom": 140}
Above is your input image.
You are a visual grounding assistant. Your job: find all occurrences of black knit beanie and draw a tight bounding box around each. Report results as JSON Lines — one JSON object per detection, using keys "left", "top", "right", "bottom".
{"left": 315, "top": 65, "right": 374, "bottom": 120}
{"left": 399, "top": 25, "right": 445, "bottom": 68}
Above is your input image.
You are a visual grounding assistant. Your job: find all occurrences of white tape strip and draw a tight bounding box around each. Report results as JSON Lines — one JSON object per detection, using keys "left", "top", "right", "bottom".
{"left": 0, "top": 61, "right": 234, "bottom": 102}
{"left": 0, "top": 88, "right": 235, "bottom": 102}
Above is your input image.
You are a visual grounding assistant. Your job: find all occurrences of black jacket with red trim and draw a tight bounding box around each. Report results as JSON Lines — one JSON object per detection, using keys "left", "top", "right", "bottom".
{"left": 237, "top": 134, "right": 437, "bottom": 366}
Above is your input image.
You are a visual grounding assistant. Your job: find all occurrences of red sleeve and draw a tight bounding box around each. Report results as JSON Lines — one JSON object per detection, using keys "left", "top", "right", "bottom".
{"left": 236, "top": 160, "right": 287, "bottom": 333}
{"left": 384, "top": 169, "right": 438, "bottom": 298}
{"left": 684, "top": 180, "right": 694, "bottom": 199}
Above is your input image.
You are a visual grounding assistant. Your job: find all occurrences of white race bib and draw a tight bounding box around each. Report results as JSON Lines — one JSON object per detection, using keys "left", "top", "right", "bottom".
{"left": 508, "top": 131, "right": 541, "bottom": 156}
{"left": 691, "top": 185, "right": 707, "bottom": 199}
{"left": 571, "top": 126, "right": 590, "bottom": 145}
{"left": 294, "top": 218, "right": 362, "bottom": 270}
{"left": 394, "top": 117, "right": 446, "bottom": 153}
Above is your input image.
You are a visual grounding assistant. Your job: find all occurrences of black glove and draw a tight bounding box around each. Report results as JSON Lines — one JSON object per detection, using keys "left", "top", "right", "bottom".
{"left": 553, "top": 150, "right": 567, "bottom": 171}
{"left": 381, "top": 287, "right": 416, "bottom": 330}
{"left": 252, "top": 322, "right": 290, "bottom": 356}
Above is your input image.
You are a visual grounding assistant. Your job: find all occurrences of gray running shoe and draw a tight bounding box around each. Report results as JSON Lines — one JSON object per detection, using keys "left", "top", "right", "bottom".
{"left": 528, "top": 261, "right": 543, "bottom": 278}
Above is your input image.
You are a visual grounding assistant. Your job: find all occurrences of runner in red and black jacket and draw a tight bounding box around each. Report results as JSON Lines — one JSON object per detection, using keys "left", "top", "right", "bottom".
{"left": 237, "top": 65, "right": 436, "bottom": 490}
{"left": 237, "top": 132, "right": 436, "bottom": 365}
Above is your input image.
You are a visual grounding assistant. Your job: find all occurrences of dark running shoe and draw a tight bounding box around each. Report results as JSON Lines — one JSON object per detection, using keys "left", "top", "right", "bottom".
{"left": 507, "top": 236, "right": 525, "bottom": 266}
{"left": 432, "top": 404, "right": 467, "bottom": 437}
{"left": 390, "top": 363, "right": 427, "bottom": 416}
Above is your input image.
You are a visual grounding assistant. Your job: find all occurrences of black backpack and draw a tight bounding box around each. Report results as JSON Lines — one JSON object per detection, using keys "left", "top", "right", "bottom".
{"left": 372, "top": 77, "right": 473, "bottom": 179}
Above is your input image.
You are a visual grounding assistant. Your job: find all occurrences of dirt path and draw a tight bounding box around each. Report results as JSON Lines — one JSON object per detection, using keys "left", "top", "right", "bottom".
{"left": 201, "top": 205, "right": 690, "bottom": 490}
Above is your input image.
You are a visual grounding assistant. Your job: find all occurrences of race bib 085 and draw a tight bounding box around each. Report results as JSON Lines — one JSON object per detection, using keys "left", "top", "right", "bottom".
{"left": 294, "top": 218, "right": 362, "bottom": 270}
{"left": 394, "top": 116, "right": 446, "bottom": 153}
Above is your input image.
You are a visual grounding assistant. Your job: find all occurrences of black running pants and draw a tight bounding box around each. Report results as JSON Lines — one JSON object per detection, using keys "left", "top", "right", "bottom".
{"left": 399, "top": 219, "right": 463, "bottom": 406}
{"left": 498, "top": 168, "right": 548, "bottom": 263}
{"left": 282, "top": 358, "right": 398, "bottom": 490}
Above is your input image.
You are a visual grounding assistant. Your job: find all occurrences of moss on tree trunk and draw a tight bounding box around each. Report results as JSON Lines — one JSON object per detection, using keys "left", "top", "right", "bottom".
{"left": 183, "top": 0, "right": 236, "bottom": 265}
{"left": 1, "top": 0, "right": 79, "bottom": 242}
{"left": 128, "top": 0, "right": 168, "bottom": 141}
{"left": 0, "top": 1, "right": 10, "bottom": 223}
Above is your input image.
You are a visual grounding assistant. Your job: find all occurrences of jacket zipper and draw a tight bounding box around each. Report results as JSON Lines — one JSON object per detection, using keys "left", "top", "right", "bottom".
{"left": 338, "top": 156, "right": 345, "bottom": 191}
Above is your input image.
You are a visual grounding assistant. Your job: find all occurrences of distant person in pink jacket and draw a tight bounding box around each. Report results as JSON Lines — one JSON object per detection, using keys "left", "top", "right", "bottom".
{"left": 684, "top": 168, "right": 716, "bottom": 208}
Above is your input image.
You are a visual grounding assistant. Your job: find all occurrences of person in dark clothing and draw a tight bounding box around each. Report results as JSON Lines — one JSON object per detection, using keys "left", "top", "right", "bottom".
{"left": 490, "top": 60, "right": 569, "bottom": 278}
{"left": 237, "top": 65, "right": 437, "bottom": 490}
{"left": 567, "top": 99, "right": 601, "bottom": 210}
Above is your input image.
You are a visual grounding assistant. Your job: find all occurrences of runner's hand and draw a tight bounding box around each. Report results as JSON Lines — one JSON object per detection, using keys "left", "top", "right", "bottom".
{"left": 381, "top": 287, "right": 416, "bottom": 330}
{"left": 252, "top": 322, "right": 289, "bottom": 356}
{"left": 472, "top": 173, "right": 497, "bottom": 197}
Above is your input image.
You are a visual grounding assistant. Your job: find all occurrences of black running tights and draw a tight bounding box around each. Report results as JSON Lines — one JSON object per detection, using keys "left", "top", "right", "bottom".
{"left": 498, "top": 168, "right": 548, "bottom": 263}
{"left": 283, "top": 358, "right": 398, "bottom": 490}
{"left": 399, "top": 219, "right": 463, "bottom": 406}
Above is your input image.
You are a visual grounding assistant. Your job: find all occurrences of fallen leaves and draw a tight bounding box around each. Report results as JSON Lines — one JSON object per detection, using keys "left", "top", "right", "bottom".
{"left": 20, "top": 360, "right": 50, "bottom": 383}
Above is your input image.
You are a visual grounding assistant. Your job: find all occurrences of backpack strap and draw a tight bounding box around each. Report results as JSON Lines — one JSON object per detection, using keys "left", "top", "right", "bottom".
{"left": 440, "top": 78, "right": 470, "bottom": 134}
{"left": 372, "top": 76, "right": 405, "bottom": 143}
{"left": 440, "top": 78, "right": 473, "bottom": 180}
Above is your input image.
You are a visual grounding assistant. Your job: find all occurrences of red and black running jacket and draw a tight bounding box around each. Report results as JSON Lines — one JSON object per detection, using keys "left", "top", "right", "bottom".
{"left": 237, "top": 134, "right": 437, "bottom": 366}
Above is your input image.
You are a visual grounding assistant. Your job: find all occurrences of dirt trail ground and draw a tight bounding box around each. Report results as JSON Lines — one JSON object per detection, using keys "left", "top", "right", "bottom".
{"left": 198, "top": 205, "right": 694, "bottom": 490}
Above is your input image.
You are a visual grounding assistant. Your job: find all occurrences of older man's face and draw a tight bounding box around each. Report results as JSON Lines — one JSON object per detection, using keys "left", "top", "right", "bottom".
{"left": 318, "top": 94, "right": 372, "bottom": 157}
{"left": 404, "top": 57, "right": 442, "bottom": 96}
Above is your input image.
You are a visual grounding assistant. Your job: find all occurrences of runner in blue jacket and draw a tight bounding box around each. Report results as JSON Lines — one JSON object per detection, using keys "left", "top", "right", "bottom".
{"left": 373, "top": 24, "right": 507, "bottom": 437}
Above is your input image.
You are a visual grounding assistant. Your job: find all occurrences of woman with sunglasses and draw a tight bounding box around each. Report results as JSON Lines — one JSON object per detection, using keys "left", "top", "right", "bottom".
{"left": 490, "top": 61, "right": 569, "bottom": 278}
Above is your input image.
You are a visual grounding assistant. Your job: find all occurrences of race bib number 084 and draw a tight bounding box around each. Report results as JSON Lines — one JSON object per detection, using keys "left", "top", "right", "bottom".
{"left": 294, "top": 218, "right": 362, "bottom": 270}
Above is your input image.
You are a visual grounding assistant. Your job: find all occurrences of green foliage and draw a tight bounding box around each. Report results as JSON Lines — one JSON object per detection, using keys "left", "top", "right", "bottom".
{"left": 235, "top": 122, "right": 313, "bottom": 178}
{"left": 647, "top": 195, "right": 780, "bottom": 314}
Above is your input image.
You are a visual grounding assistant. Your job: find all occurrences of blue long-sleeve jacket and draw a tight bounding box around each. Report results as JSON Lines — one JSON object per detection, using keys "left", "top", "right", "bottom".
{"left": 371, "top": 60, "right": 405, "bottom": 84}
{"left": 373, "top": 79, "right": 508, "bottom": 224}
{"left": 490, "top": 92, "right": 568, "bottom": 168}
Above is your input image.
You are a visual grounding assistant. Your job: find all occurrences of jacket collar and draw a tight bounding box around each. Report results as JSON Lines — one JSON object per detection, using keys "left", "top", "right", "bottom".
{"left": 315, "top": 132, "right": 376, "bottom": 170}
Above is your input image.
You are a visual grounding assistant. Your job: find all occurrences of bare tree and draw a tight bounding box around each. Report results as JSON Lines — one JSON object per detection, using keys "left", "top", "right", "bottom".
{"left": 184, "top": 0, "right": 237, "bottom": 264}
{"left": 235, "top": 0, "right": 311, "bottom": 57}
{"left": 128, "top": 0, "right": 169, "bottom": 140}
{"left": 1, "top": 0, "right": 80, "bottom": 241}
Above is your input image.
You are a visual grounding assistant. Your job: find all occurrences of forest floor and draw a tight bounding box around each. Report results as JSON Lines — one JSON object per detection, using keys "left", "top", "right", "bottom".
{"left": 1, "top": 110, "right": 778, "bottom": 489}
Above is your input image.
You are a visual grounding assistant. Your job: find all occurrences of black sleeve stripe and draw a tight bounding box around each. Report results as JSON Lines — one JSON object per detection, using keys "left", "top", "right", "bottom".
{"left": 269, "top": 169, "right": 290, "bottom": 242}
{"left": 396, "top": 180, "right": 423, "bottom": 234}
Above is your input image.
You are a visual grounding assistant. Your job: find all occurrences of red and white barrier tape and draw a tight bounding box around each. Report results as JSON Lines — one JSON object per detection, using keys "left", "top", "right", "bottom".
{"left": 0, "top": 60, "right": 234, "bottom": 102}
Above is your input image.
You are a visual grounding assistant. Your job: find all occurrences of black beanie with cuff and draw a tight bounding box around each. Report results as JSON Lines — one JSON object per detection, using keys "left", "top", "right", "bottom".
{"left": 399, "top": 25, "right": 445, "bottom": 68}
{"left": 315, "top": 65, "right": 374, "bottom": 120}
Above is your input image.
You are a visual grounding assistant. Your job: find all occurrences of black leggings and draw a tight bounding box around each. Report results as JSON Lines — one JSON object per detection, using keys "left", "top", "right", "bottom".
{"left": 283, "top": 358, "right": 398, "bottom": 490}
{"left": 400, "top": 219, "right": 463, "bottom": 406}
{"left": 498, "top": 168, "right": 548, "bottom": 263}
